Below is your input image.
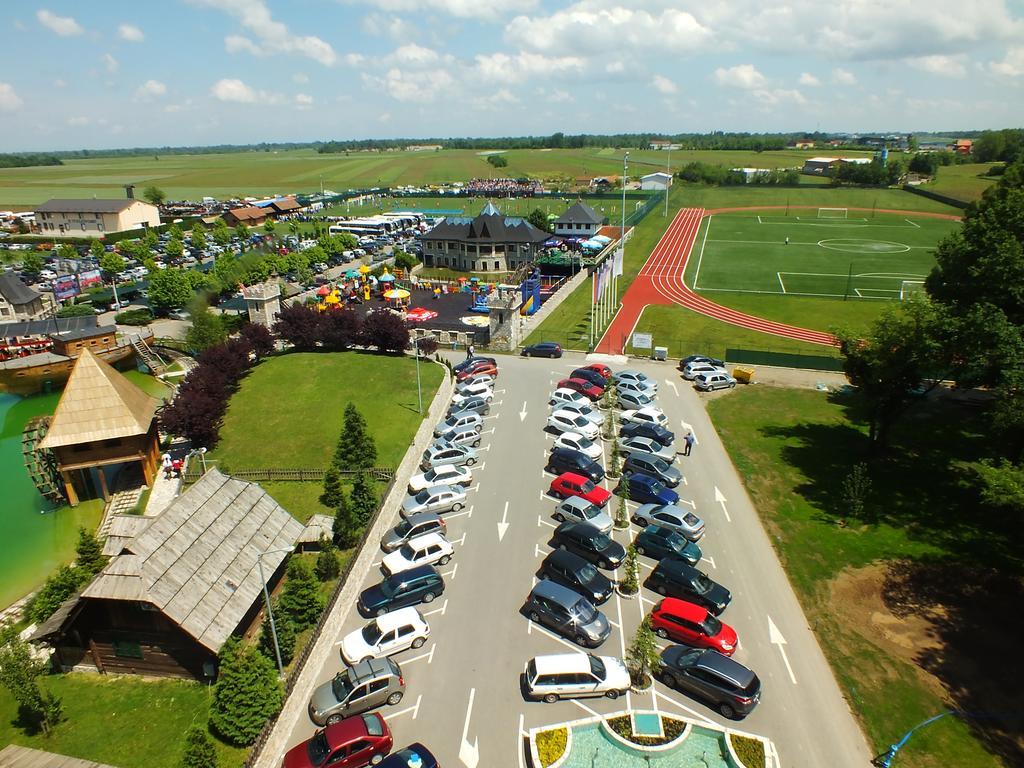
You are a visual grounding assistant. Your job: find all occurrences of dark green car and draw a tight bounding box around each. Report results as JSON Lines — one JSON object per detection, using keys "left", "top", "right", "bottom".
{"left": 633, "top": 525, "right": 701, "bottom": 565}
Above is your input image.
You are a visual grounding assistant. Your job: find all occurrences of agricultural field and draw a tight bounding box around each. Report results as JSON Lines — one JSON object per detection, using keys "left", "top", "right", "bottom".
{"left": 0, "top": 146, "right": 875, "bottom": 208}
{"left": 919, "top": 162, "right": 1000, "bottom": 202}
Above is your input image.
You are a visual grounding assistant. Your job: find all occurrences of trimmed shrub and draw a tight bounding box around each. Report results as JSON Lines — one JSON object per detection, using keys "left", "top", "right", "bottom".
{"left": 115, "top": 308, "right": 154, "bottom": 325}
{"left": 179, "top": 723, "right": 218, "bottom": 768}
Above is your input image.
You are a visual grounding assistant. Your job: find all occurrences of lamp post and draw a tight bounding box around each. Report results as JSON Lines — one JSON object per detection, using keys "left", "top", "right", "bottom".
{"left": 414, "top": 339, "right": 423, "bottom": 414}
{"left": 257, "top": 547, "right": 294, "bottom": 677}
{"left": 618, "top": 151, "right": 628, "bottom": 323}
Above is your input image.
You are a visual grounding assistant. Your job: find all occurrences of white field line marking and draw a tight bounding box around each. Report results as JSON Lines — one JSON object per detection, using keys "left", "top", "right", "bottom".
{"left": 777, "top": 272, "right": 787, "bottom": 294}
{"left": 422, "top": 599, "right": 448, "bottom": 617}
{"left": 691, "top": 214, "right": 712, "bottom": 290}
{"left": 905, "top": 218, "right": 920, "bottom": 228}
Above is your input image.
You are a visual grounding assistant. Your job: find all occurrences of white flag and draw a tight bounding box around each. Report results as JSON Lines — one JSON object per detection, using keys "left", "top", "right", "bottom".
{"left": 613, "top": 247, "right": 624, "bottom": 277}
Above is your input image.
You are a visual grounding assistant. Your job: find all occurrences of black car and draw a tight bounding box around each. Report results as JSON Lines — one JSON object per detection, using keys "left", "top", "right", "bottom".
{"left": 378, "top": 744, "right": 439, "bottom": 768}
{"left": 454, "top": 355, "right": 496, "bottom": 375}
{"left": 679, "top": 355, "right": 725, "bottom": 371}
{"left": 547, "top": 446, "right": 605, "bottom": 484}
{"left": 634, "top": 525, "right": 701, "bottom": 565}
{"left": 646, "top": 559, "right": 731, "bottom": 615}
{"left": 540, "top": 549, "right": 614, "bottom": 605}
{"left": 357, "top": 564, "right": 446, "bottom": 616}
{"left": 620, "top": 421, "right": 675, "bottom": 447}
{"left": 659, "top": 646, "right": 761, "bottom": 719}
{"left": 570, "top": 368, "right": 608, "bottom": 389}
{"left": 552, "top": 521, "right": 626, "bottom": 569}
{"left": 522, "top": 342, "right": 563, "bottom": 358}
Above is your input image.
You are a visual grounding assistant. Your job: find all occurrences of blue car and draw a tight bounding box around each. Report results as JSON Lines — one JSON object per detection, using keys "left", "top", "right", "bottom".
{"left": 617, "top": 472, "right": 679, "bottom": 506}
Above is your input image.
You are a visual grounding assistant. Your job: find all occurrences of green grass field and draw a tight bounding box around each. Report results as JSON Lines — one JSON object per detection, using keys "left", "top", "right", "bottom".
{"left": 0, "top": 147, "right": 878, "bottom": 208}
{"left": 687, "top": 211, "right": 959, "bottom": 301}
{"left": 920, "top": 162, "right": 1000, "bottom": 202}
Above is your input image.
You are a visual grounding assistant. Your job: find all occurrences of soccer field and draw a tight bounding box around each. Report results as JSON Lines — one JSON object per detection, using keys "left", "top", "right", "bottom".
{"left": 685, "top": 210, "right": 960, "bottom": 302}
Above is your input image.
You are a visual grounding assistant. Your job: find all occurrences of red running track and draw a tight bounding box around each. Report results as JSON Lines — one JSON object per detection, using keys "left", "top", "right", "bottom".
{"left": 595, "top": 207, "right": 837, "bottom": 355}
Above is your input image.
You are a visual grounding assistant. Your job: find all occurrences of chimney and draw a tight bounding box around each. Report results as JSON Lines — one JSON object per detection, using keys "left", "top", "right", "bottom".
{"left": 125, "top": 184, "right": 135, "bottom": 200}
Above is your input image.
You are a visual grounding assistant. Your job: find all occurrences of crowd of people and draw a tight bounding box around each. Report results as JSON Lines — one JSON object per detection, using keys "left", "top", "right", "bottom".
{"left": 464, "top": 178, "right": 544, "bottom": 196}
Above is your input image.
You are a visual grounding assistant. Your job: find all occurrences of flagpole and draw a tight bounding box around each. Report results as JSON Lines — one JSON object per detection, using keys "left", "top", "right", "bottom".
{"left": 619, "top": 151, "right": 628, "bottom": 322}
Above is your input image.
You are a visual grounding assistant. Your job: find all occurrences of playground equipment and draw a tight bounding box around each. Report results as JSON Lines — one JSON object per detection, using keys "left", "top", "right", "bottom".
{"left": 520, "top": 269, "right": 542, "bottom": 316}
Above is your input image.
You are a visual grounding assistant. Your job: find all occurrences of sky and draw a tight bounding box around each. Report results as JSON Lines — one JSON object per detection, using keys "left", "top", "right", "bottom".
{"left": 0, "top": 0, "right": 1023, "bottom": 151}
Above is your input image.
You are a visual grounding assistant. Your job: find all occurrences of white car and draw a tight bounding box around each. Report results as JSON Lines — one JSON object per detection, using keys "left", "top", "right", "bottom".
{"left": 524, "top": 653, "right": 631, "bottom": 703}
{"left": 408, "top": 463, "right": 472, "bottom": 493}
{"left": 451, "top": 386, "right": 493, "bottom": 407}
{"left": 682, "top": 362, "right": 727, "bottom": 381}
{"left": 457, "top": 373, "right": 494, "bottom": 391}
{"left": 455, "top": 380, "right": 494, "bottom": 400}
{"left": 554, "top": 432, "right": 603, "bottom": 461}
{"left": 381, "top": 532, "right": 455, "bottom": 576}
{"left": 549, "top": 388, "right": 589, "bottom": 409}
{"left": 547, "top": 410, "right": 600, "bottom": 440}
{"left": 339, "top": 607, "right": 430, "bottom": 665}
{"left": 620, "top": 407, "right": 668, "bottom": 428}
{"left": 556, "top": 401, "right": 604, "bottom": 426}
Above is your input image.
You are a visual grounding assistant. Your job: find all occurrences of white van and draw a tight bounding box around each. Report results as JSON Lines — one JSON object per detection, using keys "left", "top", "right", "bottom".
{"left": 524, "top": 653, "right": 631, "bottom": 703}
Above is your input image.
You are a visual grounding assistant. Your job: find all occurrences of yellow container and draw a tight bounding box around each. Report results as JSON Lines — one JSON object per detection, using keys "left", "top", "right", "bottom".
{"left": 733, "top": 366, "right": 755, "bottom": 384}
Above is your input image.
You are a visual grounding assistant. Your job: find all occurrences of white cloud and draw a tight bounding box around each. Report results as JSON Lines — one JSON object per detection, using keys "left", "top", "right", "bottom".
{"left": 344, "top": 53, "right": 366, "bottom": 67}
{"left": 0, "top": 83, "right": 24, "bottom": 112}
{"left": 651, "top": 74, "right": 678, "bottom": 95}
{"left": 507, "top": 4, "right": 712, "bottom": 56}
{"left": 473, "top": 88, "right": 520, "bottom": 111}
{"left": 295, "top": 93, "right": 314, "bottom": 107}
{"left": 210, "top": 78, "right": 257, "bottom": 102}
{"left": 391, "top": 44, "right": 444, "bottom": 67}
{"left": 714, "top": 64, "right": 766, "bottom": 89}
{"left": 751, "top": 88, "right": 806, "bottom": 107}
{"left": 832, "top": 67, "right": 857, "bottom": 85}
{"left": 53, "top": 79, "right": 67, "bottom": 89}
{"left": 362, "top": 13, "right": 419, "bottom": 41}
{"left": 990, "top": 47, "right": 1024, "bottom": 76}
{"left": 118, "top": 23, "right": 144, "bottom": 42}
{"left": 37, "top": 9, "right": 83, "bottom": 37}
{"left": 605, "top": 61, "right": 625, "bottom": 74}
{"left": 350, "top": 0, "right": 536, "bottom": 20}
{"left": 361, "top": 67, "right": 455, "bottom": 103}
{"left": 164, "top": 100, "right": 195, "bottom": 113}
{"left": 906, "top": 54, "right": 967, "bottom": 78}
{"left": 292, "top": 73, "right": 309, "bottom": 84}
{"left": 103, "top": 53, "right": 120, "bottom": 74}
{"left": 136, "top": 80, "right": 167, "bottom": 99}
{"left": 67, "top": 116, "right": 91, "bottom": 126}
{"left": 191, "top": 0, "right": 337, "bottom": 66}
{"left": 474, "top": 51, "right": 585, "bottom": 84}
{"left": 379, "top": 111, "right": 391, "bottom": 123}
{"left": 798, "top": 72, "right": 820, "bottom": 86}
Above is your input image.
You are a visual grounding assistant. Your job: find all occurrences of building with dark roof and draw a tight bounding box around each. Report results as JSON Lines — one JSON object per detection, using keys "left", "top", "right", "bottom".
{"left": 554, "top": 201, "right": 603, "bottom": 238}
{"left": 223, "top": 206, "right": 268, "bottom": 227}
{"left": 0, "top": 272, "right": 45, "bottom": 320}
{"left": 419, "top": 202, "right": 550, "bottom": 273}
{"left": 34, "top": 199, "right": 160, "bottom": 237}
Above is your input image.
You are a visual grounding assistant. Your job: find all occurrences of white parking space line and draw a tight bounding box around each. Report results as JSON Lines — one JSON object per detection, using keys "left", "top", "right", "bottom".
{"left": 652, "top": 689, "right": 718, "bottom": 727}
{"left": 701, "top": 555, "right": 716, "bottom": 569}
{"left": 639, "top": 594, "right": 657, "bottom": 607}
{"left": 422, "top": 599, "right": 448, "bottom": 617}
{"left": 388, "top": 694, "right": 422, "bottom": 720}
{"left": 476, "top": 462, "right": 486, "bottom": 471}
{"left": 517, "top": 714, "right": 526, "bottom": 768}
{"left": 536, "top": 514, "right": 557, "bottom": 529}
{"left": 446, "top": 506, "right": 473, "bottom": 520}
{"left": 480, "top": 428, "right": 496, "bottom": 436}
{"left": 535, "top": 544, "right": 545, "bottom": 558}
{"left": 637, "top": 560, "right": 655, "bottom": 571}
{"left": 478, "top": 445, "right": 491, "bottom": 452}
{"left": 539, "top": 490, "right": 548, "bottom": 501}
{"left": 451, "top": 532, "right": 467, "bottom": 546}
{"left": 441, "top": 563, "right": 458, "bottom": 580}
{"left": 676, "top": 498, "right": 696, "bottom": 509}
{"left": 529, "top": 620, "right": 589, "bottom": 653}
{"left": 400, "top": 645, "right": 435, "bottom": 665}
{"left": 571, "top": 698, "right": 602, "bottom": 718}
{"left": 466, "top": 484, "right": 481, "bottom": 493}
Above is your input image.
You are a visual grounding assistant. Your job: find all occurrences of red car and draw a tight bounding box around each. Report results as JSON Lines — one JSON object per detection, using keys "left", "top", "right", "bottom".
{"left": 557, "top": 377, "right": 603, "bottom": 401}
{"left": 550, "top": 472, "right": 612, "bottom": 507}
{"left": 650, "top": 598, "right": 738, "bottom": 656}
{"left": 283, "top": 713, "right": 393, "bottom": 768}
{"left": 582, "top": 363, "right": 612, "bottom": 380}
{"left": 456, "top": 360, "right": 498, "bottom": 381}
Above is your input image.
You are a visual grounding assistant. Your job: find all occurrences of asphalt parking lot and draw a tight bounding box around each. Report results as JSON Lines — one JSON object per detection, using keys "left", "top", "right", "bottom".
{"left": 281, "top": 351, "right": 872, "bottom": 768}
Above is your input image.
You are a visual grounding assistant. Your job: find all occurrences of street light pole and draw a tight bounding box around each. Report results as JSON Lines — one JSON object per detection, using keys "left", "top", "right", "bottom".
{"left": 257, "top": 547, "right": 294, "bottom": 677}
{"left": 414, "top": 340, "right": 423, "bottom": 414}
{"left": 618, "top": 151, "right": 628, "bottom": 323}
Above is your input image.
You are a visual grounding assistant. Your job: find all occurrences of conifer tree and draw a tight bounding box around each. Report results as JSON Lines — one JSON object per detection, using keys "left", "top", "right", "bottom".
{"left": 349, "top": 472, "right": 378, "bottom": 526}
{"left": 320, "top": 468, "right": 344, "bottom": 509}
{"left": 278, "top": 558, "right": 325, "bottom": 631}
{"left": 333, "top": 403, "right": 377, "bottom": 470}
{"left": 332, "top": 493, "right": 361, "bottom": 549}
{"left": 257, "top": 602, "right": 295, "bottom": 667}
{"left": 209, "top": 638, "right": 283, "bottom": 746}
{"left": 179, "top": 724, "right": 218, "bottom": 768}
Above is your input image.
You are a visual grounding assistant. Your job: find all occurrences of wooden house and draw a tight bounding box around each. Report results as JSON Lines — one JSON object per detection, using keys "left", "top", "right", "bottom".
{"left": 31, "top": 469, "right": 304, "bottom": 679}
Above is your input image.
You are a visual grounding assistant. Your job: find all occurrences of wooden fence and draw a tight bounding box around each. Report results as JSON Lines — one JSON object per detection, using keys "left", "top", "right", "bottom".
{"left": 182, "top": 464, "right": 394, "bottom": 484}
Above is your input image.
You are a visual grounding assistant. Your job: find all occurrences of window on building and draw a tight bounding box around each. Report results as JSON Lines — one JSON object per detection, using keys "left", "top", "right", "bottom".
{"left": 480, "top": 263, "right": 487, "bottom": 271}
{"left": 112, "top": 639, "right": 144, "bottom": 659}
{"left": 494, "top": 261, "right": 499, "bottom": 270}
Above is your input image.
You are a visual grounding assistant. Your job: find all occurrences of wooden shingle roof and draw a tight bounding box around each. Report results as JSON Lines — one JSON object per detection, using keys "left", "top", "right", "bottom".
{"left": 82, "top": 469, "right": 304, "bottom": 652}
{"left": 38, "top": 349, "right": 159, "bottom": 450}
{"left": 0, "top": 745, "right": 120, "bottom": 768}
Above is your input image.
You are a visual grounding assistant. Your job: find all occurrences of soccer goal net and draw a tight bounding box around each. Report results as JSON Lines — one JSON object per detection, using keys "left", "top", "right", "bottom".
{"left": 817, "top": 207, "right": 848, "bottom": 219}
{"left": 899, "top": 280, "right": 927, "bottom": 300}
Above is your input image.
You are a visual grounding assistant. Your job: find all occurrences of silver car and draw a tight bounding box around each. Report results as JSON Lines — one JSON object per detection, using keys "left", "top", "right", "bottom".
{"left": 435, "top": 426, "right": 483, "bottom": 448}
{"left": 618, "top": 436, "right": 677, "bottom": 463}
{"left": 617, "top": 390, "right": 655, "bottom": 410}
{"left": 614, "top": 370, "right": 658, "bottom": 394}
{"left": 420, "top": 442, "right": 478, "bottom": 471}
{"left": 307, "top": 657, "right": 404, "bottom": 725}
{"left": 434, "top": 412, "right": 483, "bottom": 437}
{"left": 557, "top": 401, "right": 604, "bottom": 425}
{"left": 622, "top": 450, "right": 683, "bottom": 487}
{"left": 553, "top": 496, "right": 614, "bottom": 534}
{"left": 617, "top": 378, "right": 657, "bottom": 398}
{"left": 632, "top": 503, "right": 706, "bottom": 541}
{"left": 401, "top": 484, "right": 467, "bottom": 518}
{"left": 380, "top": 511, "right": 446, "bottom": 552}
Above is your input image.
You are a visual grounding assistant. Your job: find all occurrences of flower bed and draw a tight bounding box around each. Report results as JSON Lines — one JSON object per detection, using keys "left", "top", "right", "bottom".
{"left": 729, "top": 733, "right": 766, "bottom": 768}
{"left": 533, "top": 726, "right": 570, "bottom": 768}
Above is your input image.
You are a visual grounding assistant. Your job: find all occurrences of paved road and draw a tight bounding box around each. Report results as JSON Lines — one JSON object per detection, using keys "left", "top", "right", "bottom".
{"left": 281, "top": 351, "right": 871, "bottom": 767}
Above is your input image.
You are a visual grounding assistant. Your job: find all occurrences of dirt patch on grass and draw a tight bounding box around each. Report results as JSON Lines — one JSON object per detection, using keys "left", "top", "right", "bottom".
{"left": 829, "top": 561, "right": 1024, "bottom": 765}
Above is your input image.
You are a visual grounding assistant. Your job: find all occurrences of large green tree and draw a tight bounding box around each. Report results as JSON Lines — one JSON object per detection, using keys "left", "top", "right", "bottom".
{"left": 212, "top": 220, "right": 232, "bottom": 247}
{"left": 332, "top": 492, "right": 360, "bottom": 549}
{"left": 148, "top": 267, "right": 194, "bottom": 311}
{"left": 0, "top": 626, "right": 63, "bottom": 735}
{"left": 209, "top": 638, "right": 282, "bottom": 746}
{"left": 527, "top": 207, "right": 552, "bottom": 233}
{"left": 185, "top": 301, "right": 227, "bottom": 353}
{"left": 75, "top": 527, "right": 107, "bottom": 575}
{"left": 349, "top": 472, "right": 378, "bottom": 526}
{"left": 99, "top": 252, "right": 126, "bottom": 281}
{"left": 142, "top": 186, "right": 166, "bottom": 206}
{"left": 21, "top": 251, "right": 44, "bottom": 275}
{"left": 277, "top": 558, "right": 325, "bottom": 631}
{"left": 191, "top": 223, "right": 207, "bottom": 250}
{"left": 257, "top": 601, "right": 295, "bottom": 667}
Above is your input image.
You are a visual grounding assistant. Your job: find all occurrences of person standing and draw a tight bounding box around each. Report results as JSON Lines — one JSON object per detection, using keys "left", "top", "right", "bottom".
{"left": 683, "top": 431, "right": 695, "bottom": 457}
{"left": 467, "top": 344, "right": 475, "bottom": 359}
{"left": 161, "top": 451, "right": 172, "bottom": 479}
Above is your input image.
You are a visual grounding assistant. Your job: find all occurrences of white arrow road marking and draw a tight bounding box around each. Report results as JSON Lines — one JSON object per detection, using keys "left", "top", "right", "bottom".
{"left": 459, "top": 689, "right": 479, "bottom": 768}
{"left": 401, "top": 645, "right": 435, "bottom": 665}
{"left": 768, "top": 615, "right": 798, "bottom": 685}
{"left": 498, "top": 501, "right": 510, "bottom": 541}
{"left": 664, "top": 379, "right": 679, "bottom": 396}
{"left": 713, "top": 486, "right": 731, "bottom": 522}
{"left": 519, "top": 401, "right": 528, "bottom": 422}
{"left": 423, "top": 599, "right": 448, "bottom": 617}
{"left": 700, "top": 555, "right": 716, "bottom": 569}
{"left": 388, "top": 694, "right": 422, "bottom": 720}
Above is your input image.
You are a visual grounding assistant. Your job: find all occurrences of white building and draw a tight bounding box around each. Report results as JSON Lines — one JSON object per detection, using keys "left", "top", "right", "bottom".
{"left": 640, "top": 172, "right": 673, "bottom": 191}
{"left": 34, "top": 198, "right": 160, "bottom": 237}
{"left": 553, "top": 202, "right": 603, "bottom": 238}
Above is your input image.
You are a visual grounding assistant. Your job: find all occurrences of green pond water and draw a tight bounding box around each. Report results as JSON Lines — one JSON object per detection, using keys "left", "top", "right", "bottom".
{"left": 0, "top": 371, "right": 166, "bottom": 610}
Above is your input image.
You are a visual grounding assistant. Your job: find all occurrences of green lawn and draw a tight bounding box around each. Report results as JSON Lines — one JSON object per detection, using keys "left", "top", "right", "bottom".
{"left": 922, "top": 163, "right": 1000, "bottom": 202}
{"left": 211, "top": 350, "right": 442, "bottom": 476}
{"left": 707, "top": 388, "right": 1020, "bottom": 768}
{"left": 0, "top": 675, "right": 247, "bottom": 768}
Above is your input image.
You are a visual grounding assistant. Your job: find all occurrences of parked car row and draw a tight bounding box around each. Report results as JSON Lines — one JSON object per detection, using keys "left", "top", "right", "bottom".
{"left": 679, "top": 354, "right": 737, "bottom": 392}
{"left": 292, "top": 357, "right": 503, "bottom": 766}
